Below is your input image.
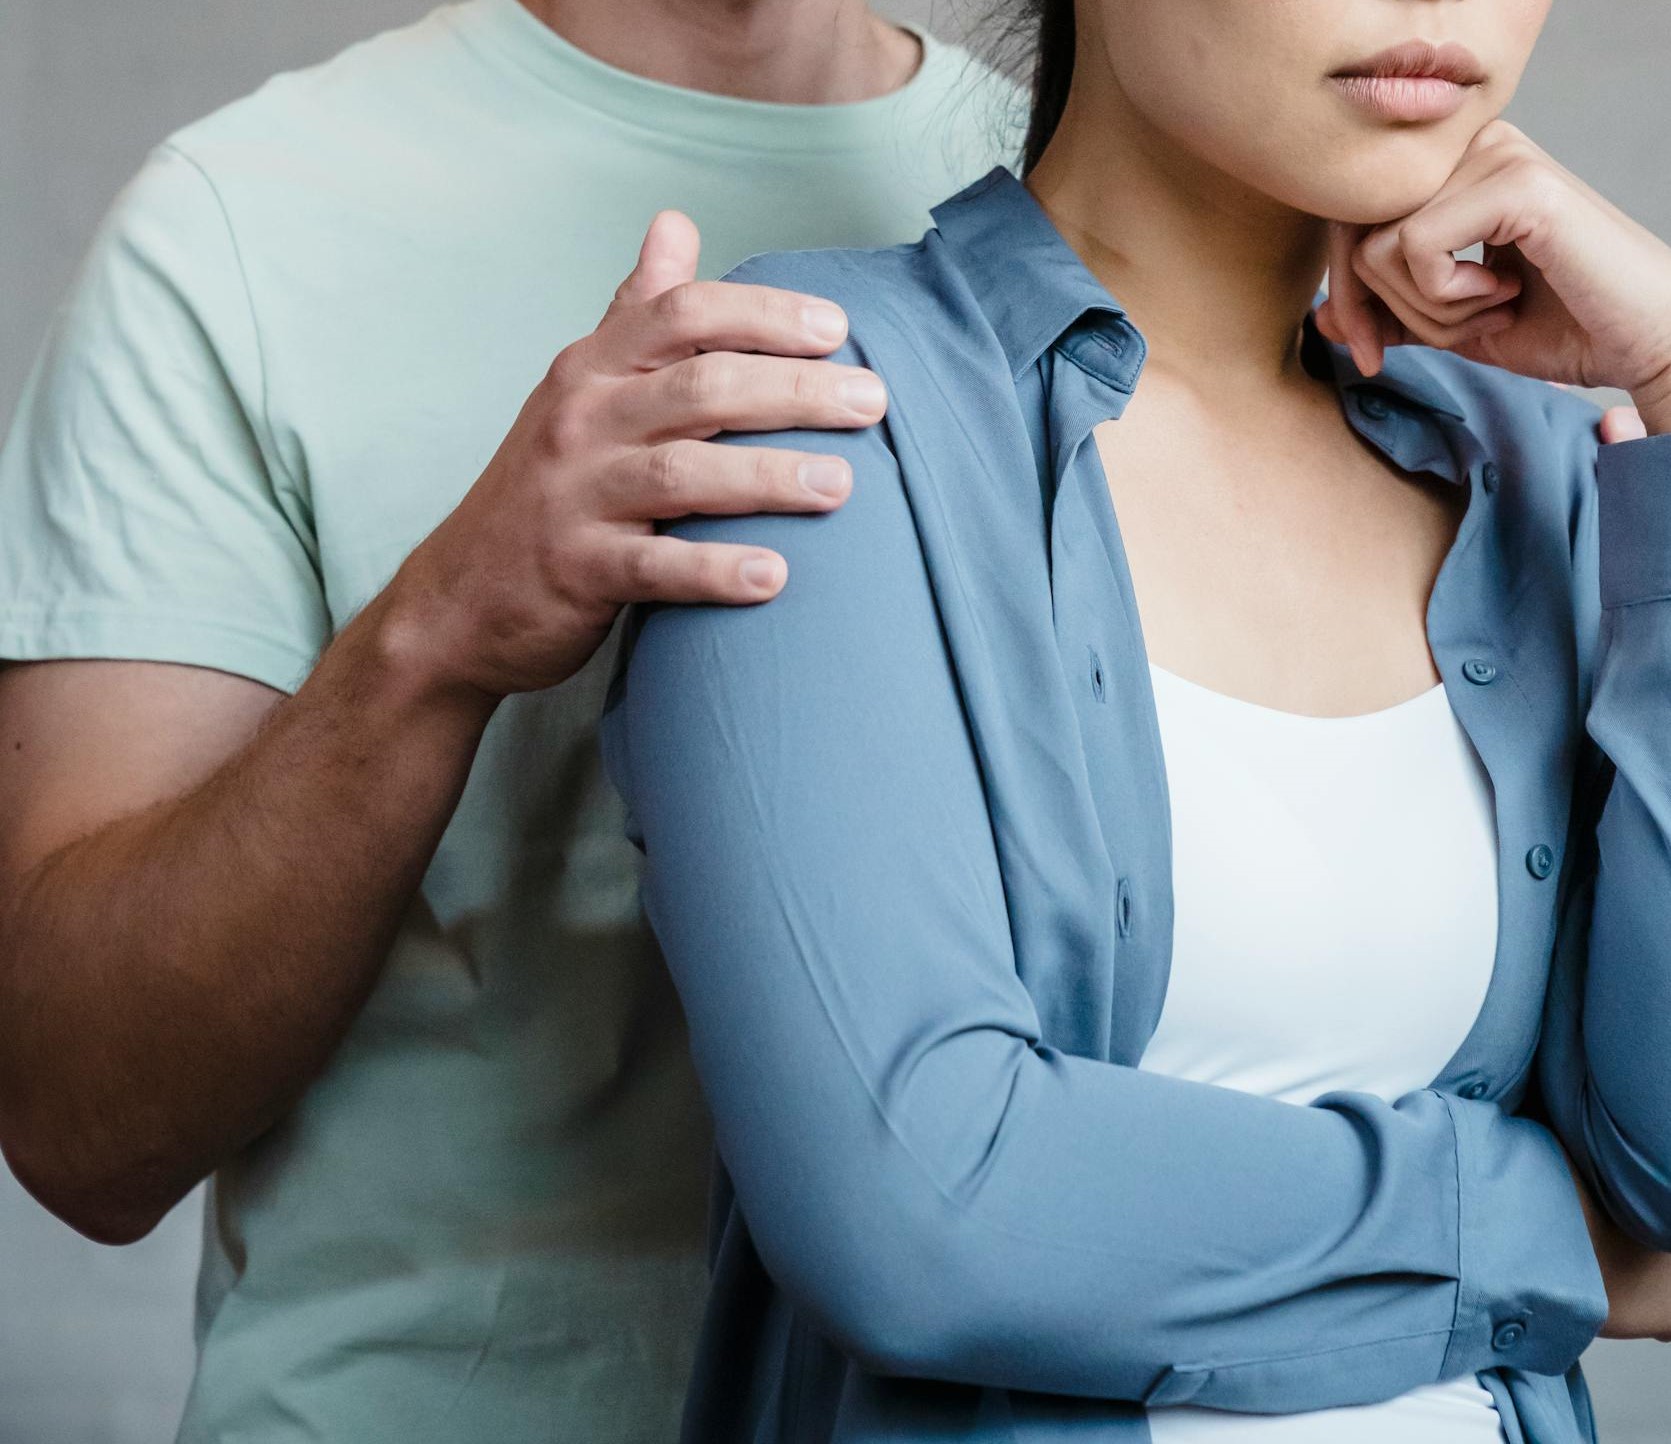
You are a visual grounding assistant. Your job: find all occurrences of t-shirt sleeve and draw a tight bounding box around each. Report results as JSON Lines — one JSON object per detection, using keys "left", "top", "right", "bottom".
{"left": 0, "top": 141, "right": 331, "bottom": 693}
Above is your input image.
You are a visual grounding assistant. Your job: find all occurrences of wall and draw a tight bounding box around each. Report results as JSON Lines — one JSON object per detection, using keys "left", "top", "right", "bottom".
{"left": 2, "top": 2, "right": 1668, "bottom": 1440}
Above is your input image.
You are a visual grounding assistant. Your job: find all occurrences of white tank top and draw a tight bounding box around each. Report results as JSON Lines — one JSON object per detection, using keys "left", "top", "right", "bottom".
{"left": 1139, "top": 661, "right": 1504, "bottom": 1444}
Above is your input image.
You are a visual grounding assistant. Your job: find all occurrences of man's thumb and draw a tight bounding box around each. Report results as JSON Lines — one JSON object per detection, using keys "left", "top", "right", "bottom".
{"left": 614, "top": 210, "right": 700, "bottom": 304}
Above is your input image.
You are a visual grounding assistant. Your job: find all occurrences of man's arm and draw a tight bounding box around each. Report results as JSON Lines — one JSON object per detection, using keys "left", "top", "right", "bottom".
{"left": 0, "top": 208, "right": 882, "bottom": 1245}
{"left": 0, "top": 638, "right": 488, "bottom": 1243}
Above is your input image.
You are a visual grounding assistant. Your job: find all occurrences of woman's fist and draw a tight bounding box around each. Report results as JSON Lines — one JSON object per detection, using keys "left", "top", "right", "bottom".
{"left": 1318, "top": 121, "right": 1671, "bottom": 436}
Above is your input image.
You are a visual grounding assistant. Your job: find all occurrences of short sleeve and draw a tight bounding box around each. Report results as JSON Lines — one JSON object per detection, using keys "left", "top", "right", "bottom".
{"left": 0, "top": 142, "right": 331, "bottom": 693}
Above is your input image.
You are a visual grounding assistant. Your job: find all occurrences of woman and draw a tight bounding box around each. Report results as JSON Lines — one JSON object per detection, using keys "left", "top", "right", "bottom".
{"left": 598, "top": 0, "right": 1671, "bottom": 1440}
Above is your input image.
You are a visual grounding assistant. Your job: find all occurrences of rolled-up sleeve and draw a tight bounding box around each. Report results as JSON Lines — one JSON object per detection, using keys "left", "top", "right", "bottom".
{"left": 599, "top": 308, "right": 1607, "bottom": 1411}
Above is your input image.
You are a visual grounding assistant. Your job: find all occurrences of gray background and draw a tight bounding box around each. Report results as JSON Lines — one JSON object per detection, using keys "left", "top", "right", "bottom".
{"left": 2, "top": 2, "right": 1667, "bottom": 1441}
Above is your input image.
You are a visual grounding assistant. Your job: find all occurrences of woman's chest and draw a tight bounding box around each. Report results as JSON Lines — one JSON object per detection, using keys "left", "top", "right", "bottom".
{"left": 1089, "top": 398, "right": 1470, "bottom": 715}
{"left": 971, "top": 412, "right": 1587, "bottom": 1099}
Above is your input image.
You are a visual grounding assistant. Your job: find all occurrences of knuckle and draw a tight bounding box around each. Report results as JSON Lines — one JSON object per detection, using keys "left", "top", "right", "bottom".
{"left": 646, "top": 441, "right": 693, "bottom": 504}
{"left": 624, "top": 542, "right": 662, "bottom": 597}
{"left": 777, "top": 288, "right": 815, "bottom": 332}
{"left": 543, "top": 397, "right": 592, "bottom": 459}
{"left": 696, "top": 548, "right": 731, "bottom": 598}
{"left": 543, "top": 347, "right": 575, "bottom": 391}
{"left": 1519, "top": 158, "right": 1565, "bottom": 205}
{"left": 659, "top": 281, "right": 706, "bottom": 333}
{"left": 542, "top": 342, "right": 594, "bottom": 404}
{"left": 679, "top": 354, "right": 731, "bottom": 410}
{"left": 792, "top": 363, "right": 825, "bottom": 408}
{"left": 761, "top": 449, "right": 798, "bottom": 501}
{"left": 1479, "top": 118, "right": 1521, "bottom": 149}
{"left": 542, "top": 538, "right": 588, "bottom": 605}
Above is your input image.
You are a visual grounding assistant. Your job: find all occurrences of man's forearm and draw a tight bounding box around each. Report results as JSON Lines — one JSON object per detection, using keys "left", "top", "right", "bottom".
{"left": 0, "top": 591, "right": 498, "bottom": 1243}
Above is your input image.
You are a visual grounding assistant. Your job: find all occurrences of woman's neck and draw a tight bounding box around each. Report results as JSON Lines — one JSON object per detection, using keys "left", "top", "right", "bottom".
{"left": 1026, "top": 62, "right": 1334, "bottom": 398}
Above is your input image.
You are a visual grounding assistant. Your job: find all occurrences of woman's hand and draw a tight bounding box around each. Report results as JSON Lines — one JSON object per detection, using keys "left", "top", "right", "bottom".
{"left": 1316, "top": 120, "right": 1671, "bottom": 437}
{"left": 1565, "top": 1150, "right": 1671, "bottom": 1342}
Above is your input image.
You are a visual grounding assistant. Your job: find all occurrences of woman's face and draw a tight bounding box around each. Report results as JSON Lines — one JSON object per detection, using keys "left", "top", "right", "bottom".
{"left": 1079, "top": 0, "right": 1552, "bottom": 223}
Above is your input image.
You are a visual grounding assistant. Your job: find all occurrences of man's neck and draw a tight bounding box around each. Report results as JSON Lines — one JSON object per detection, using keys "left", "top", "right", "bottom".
{"left": 516, "top": 0, "right": 922, "bottom": 105}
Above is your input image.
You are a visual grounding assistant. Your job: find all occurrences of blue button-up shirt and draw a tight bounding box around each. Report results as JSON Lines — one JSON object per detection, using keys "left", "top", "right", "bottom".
{"left": 600, "top": 165, "right": 1671, "bottom": 1444}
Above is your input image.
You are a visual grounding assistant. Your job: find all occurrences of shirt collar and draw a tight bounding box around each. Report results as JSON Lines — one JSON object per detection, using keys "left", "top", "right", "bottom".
{"left": 928, "top": 165, "right": 1468, "bottom": 426}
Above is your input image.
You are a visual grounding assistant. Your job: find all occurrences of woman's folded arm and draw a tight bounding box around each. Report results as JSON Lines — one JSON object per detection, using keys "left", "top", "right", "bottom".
{"left": 1542, "top": 432, "right": 1671, "bottom": 1250}
{"left": 599, "top": 370, "right": 1608, "bottom": 1412}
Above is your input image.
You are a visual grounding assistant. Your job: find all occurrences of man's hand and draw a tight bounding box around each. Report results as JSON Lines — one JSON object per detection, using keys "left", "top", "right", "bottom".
{"left": 377, "top": 210, "right": 886, "bottom": 701}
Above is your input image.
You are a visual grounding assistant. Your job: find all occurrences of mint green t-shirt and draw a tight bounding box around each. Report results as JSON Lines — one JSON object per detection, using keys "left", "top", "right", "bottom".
{"left": 0, "top": 3, "right": 1023, "bottom": 1438}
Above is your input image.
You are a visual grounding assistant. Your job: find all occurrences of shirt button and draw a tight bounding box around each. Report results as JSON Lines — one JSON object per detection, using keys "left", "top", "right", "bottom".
{"left": 1089, "top": 647, "right": 1106, "bottom": 703}
{"left": 1462, "top": 658, "right": 1498, "bottom": 686}
{"left": 1460, "top": 1080, "right": 1490, "bottom": 1100}
{"left": 1358, "top": 391, "right": 1391, "bottom": 420}
{"left": 1117, "top": 877, "right": 1134, "bottom": 938}
{"left": 1481, "top": 461, "right": 1502, "bottom": 492}
{"left": 1492, "top": 1320, "right": 1528, "bottom": 1352}
{"left": 1526, "top": 844, "right": 1556, "bottom": 880}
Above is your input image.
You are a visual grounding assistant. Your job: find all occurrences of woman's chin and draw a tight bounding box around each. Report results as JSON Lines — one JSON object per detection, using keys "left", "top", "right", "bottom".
{"left": 1294, "top": 150, "right": 1468, "bottom": 228}
{"left": 1303, "top": 181, "right": 1456, "bottom": 228}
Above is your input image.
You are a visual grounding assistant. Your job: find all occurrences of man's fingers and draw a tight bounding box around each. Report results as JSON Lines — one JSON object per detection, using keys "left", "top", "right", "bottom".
{"left": 613, "top": 210, "right": 702, "bottom": 307}
{"left": 602, "top": 534, "right": 789, "bottom": 606}
{"left": 605, "top": 351, "right": 887, "bottom": 441}
{"left": 1602, "top": 404, "right": 1649, "bottom": 444}
{"left": 601, "top": 440, "right": 852, "bottom": 521}
{"left": 604, "top": 279, "right": 851, "bottom": 370}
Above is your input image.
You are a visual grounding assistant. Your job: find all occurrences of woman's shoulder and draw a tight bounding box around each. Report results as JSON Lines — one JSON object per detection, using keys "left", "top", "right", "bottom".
{"left": 1389, "top": 345, "right": 1603, "bottom": 495}
{"left": 720, "top": 231, "right": 997, "bottom": 374}
{"left": 721, "top": 235, "right": 929, "bottom": 307}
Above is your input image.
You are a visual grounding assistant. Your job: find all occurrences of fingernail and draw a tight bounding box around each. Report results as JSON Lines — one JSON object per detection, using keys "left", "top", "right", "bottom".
{"left": 838, "top": 373, "right": 887, "bottom": 416}
{"left": 798, "top": 458, "right": 850, "bottom": 498}
{"left": 739, "top": 557, "right": 782, "bottom": 590}
{"left": 803, "top": 304, "right": 847, "bottom": 346}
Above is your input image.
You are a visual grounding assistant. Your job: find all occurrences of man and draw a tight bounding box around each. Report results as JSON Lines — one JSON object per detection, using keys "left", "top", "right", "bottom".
{"left": 0, "top": 1, "right": 1022, "bottom": 1437}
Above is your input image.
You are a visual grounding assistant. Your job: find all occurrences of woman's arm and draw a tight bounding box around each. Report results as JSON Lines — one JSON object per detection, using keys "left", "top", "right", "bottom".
{"left": 1322, "top": 120, "right": 1671, "bottom": 1256}
{"left": 1539, "top": 431, "right": 1671, "bottom": 1250}
{"left": 598, "top": 346, "right": 1607, "bottom": 1414}
{"left": 1579, "top": 1169, "right": 1671, "bottom": 1342}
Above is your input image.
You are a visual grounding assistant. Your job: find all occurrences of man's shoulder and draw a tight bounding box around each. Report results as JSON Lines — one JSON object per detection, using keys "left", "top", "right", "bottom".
{"left": 161, "top": 5, "right": 476, "bottom": 200}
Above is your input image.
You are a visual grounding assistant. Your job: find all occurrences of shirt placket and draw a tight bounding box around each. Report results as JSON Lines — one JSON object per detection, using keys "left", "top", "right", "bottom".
{"left": 1038, "top": 339, "right": 1178, "bottom": 1067}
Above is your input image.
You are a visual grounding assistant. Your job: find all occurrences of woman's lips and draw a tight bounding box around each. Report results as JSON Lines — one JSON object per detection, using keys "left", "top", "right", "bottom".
{"left": 1330, "top": 40, "right": 1487, "bottom": 123}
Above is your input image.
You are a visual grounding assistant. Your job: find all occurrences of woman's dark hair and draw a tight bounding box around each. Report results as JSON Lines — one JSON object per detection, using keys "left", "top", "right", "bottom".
{"left": 984, "top": 0, "right": 1076, "bottom": 174}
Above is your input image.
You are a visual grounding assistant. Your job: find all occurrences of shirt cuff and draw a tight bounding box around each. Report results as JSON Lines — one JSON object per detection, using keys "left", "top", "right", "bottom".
{"left": 1598, "top": 433, "right": 1671, "bottom": 609}
{"left": 1439, "top": 1095, "right": 1609, "bottom": 1380}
